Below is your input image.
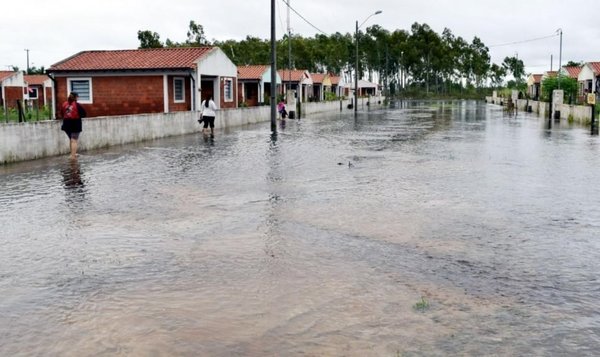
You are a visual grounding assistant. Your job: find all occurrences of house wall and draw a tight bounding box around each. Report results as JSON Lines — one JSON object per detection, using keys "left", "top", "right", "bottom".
{"left": 54, "top": 75, "right": 167, "bottom": 117}
{"left": 166, "top": 75, "right": 192, "bottom": 112}
{"left": 3, "top": 87, "right": 23, "bottom": 109}
{"left": 219, "top": 77, "right": 237, "bottom": 109}
{"left": 1, "top": 99, "right": 386, "bottom": 164}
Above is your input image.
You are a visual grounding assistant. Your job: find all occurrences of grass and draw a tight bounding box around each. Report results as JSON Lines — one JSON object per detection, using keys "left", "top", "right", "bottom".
{"left": 0, "top": 105, "right": 52, "bottom": 123}
{"left": 413, "top": 296, "right": 430, "bottom": 312}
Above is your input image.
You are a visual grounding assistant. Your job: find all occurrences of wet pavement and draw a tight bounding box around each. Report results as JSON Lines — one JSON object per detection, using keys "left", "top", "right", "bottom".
{"left": 1, "top": 101, "right": 600, "bottom": 356}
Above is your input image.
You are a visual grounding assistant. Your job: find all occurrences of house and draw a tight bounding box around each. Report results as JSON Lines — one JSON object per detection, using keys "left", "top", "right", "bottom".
{"left": 278, "top": 69, "right": 313, "bottom": 103}
{"left": 237, "top": 65, "right": 281, "bottom": 106}
{"left": 527, "top": 74, "right": 542, "bottom": 100}
{"left": 329, "top": 74, "right": 341, "bottom": 97}
{"left": 354, "top": 79, "right": 379, "bottom": 97}
{"left": 577, "top": 62, "right": 600, "bottom": 96}
{"left": 0, "top": 71, "right": 25, "bottom": 110}
{"left": 24, "top": 74, "right": 53, "bottom": 109}
{"left": 47, "top": 47, "right": 238, "bottom": 118}
{"left": 561, "top": 65, "right": 582, "bottom": 80}
{"left": 310, "top": 73, "right": 332, "bottom": 102}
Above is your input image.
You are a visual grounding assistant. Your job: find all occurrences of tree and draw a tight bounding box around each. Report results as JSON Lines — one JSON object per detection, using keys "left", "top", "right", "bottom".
{"left": 186, "top": 20, "right": 208, "bottom": 46}
{"left": 488, "top": 63, "right": 506, "bottom": 88}
{"left": 564, "top": 60, "right": 583, "bottom": 67}
{"left": 137, "top": 30, "right": 163, "bottom": 49}
{"left": 541, "top": 75, "right": 578, "bottom": 103}
{"left": 502, "top": 56, "right": 525, "bottom": 84}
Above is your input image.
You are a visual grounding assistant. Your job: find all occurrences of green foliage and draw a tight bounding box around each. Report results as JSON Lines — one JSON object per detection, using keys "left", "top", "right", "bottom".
{"left": 413, "top": 296, "right": 430, "bottom": 312}
{"left": 0, "top": 104, "right": 51, "bottom": 122}
{"left": 324, "top": 91, "right": 338, "bottom": 101}
{"left": 136, "top": 20, "right": 505, "bottom": 98}
{"left": 138, "top": 30, "right": 163, "bottom": 49}
{"left": 541, "top": 75, "right": 578, "bottom": 102}
{"left": 502, "top": 56, "right": 525, "bottom": 84}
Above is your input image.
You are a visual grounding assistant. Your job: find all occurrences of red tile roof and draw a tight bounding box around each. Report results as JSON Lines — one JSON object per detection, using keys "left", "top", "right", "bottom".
{"left": 0, "top": 71, "right": 18, "bottom": 82}
{"left": 532, "top": 74, "right": 542, "bottom": 83}
{"left": 278, "top": 69, "right": 309, "bottom": 82}
{"left": 49, "top": 47, "right": 215, "bottom": 71}
{"left": 311, "top": 73, "right": 328, "bottom": 84}
{"left": 24, "top": 74, "right": 50, "bottom": 85}
{"left": 588, "top": 62, "right": 600, "bottom": 75}
{"left": 237, "top": 65, "right": 269, "bottom": 80}
{"left": 562, "top": 66, "right": 582, "bottom": 78}
{"left": 329, "top": 75, "right": 340, "bottom": 85}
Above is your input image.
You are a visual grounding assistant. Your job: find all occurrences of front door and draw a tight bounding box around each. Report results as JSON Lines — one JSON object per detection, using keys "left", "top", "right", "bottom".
{"left": 201, "top": 80, "right": 215, "bottom": 104}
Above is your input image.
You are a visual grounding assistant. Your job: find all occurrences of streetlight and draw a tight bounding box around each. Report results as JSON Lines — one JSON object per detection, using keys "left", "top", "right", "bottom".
{"left": 355, "top": 10, "right": 382, "bottom": 114}
{"left": 556, "top": 28, "right": 562, "bottom": 89}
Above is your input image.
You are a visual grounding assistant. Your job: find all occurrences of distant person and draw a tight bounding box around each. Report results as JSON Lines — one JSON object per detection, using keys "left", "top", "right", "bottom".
{"left": 277, "top": 100, "right": 287, "bottom": 119}
{"left": 200, "top": 96, "right": 217, "bottom": 137}
{"left": 59, "top": 92, "right": 86, "bottom": 159}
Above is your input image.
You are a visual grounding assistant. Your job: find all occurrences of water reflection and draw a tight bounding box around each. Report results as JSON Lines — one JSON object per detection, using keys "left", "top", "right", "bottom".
{"left": 61, "top": 158, "right": 85, "bottom": 191}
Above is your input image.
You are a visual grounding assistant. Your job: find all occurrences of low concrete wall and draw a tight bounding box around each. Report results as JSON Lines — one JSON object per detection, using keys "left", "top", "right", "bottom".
{"left": 487, "top": 99, "right": 591, "bottom": 123}
{"left": 1, "top": 100, "right": 384, "bottom": 164}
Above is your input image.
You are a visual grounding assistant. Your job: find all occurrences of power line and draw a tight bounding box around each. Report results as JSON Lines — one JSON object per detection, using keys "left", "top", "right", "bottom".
{"left": 280, "top": 0, "right": 326, "bottom": 35}
{"left": 489, "top": 33, "right": 558, "bottom": 48}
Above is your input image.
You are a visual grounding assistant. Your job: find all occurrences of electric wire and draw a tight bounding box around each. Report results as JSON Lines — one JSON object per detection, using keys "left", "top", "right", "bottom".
{"left": 489, "top": 33, "right": 559, "bottom": 48}
{"left": 280, "top": 0, "right": 327, "bottom": 35}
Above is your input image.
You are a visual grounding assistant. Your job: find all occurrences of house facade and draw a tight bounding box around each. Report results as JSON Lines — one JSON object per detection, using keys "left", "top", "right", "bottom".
{"left": 527, "top": 74, "right": 542, "bottom": 100}
{"left": 237, "top": 65, "right": 281, "bottom": 106}
{"left": 310, "top": 73, "right": 332, "bottom": 102}
{"left": 47, "top": 47, "right": 237, "bottom": 118}
{"left": 0, "top": 71, "right": 25, "bottom": 110}
{"left": 24, "top": 74, "right": 53, "bottom": 108}
{"left": 578, "top": 62, "right": 600, "bottom": 96}
{"left": 278, "top": 70, "right": 313, "bottom": 103}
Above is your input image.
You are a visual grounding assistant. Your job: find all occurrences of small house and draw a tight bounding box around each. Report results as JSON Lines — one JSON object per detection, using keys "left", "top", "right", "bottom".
{"left": 0, "top": 71, "right": 25, "bottom": 110}
{"left": 24, "top": 74, "right": 53, "bottom": 109}
{"left": 578, "top": 62, "right": 600, "bottom": 95}
{"left": 310, "top": 73, "right": 332, "bottom": 102}
{"left": 47, "top": 47, "right": 238, "bottom": 118}
{"left": 527, "top": 74, "right": 542, "bottom": 100}
{"left": 278, "top": 69, "right": 313, "bottom": 103}
{"left": 237, "top": 65, "right": 281, "bottom": 106}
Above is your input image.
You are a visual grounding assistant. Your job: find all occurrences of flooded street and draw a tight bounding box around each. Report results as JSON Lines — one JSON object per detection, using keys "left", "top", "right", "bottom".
{"left": 2, "top": 101, "right": 600, "bottom": 356}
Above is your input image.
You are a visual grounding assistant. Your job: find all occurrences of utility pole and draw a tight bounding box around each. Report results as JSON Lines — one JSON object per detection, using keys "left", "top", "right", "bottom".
{"left": 557, "top": 28, "right": 562, "bottom": 89}
{"left": 270, "top": 0, "right": 277, "bottom": 132}
{"left": 24, "top": 49, "right": 30, "bottom": 74}
{"left": 288, "top": 0, "right": 291, "bottom": 93}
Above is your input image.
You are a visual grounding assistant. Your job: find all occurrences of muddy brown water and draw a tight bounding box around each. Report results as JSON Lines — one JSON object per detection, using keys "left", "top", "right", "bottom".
{"left": 1, "top": 101, "right": 600, "bottom": 356}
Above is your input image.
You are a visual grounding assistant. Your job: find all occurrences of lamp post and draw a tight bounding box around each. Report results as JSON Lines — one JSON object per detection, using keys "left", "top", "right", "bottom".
{"left": 355, "top": 10, "right": 382, "bottom": 114}
{"left": 556, "top": 28, "right": 562, "bottom": 90}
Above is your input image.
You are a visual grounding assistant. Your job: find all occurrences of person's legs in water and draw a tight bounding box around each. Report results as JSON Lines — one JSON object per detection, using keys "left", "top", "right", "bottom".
{"left": 69, "top": 132, "right": 80, "bottom": 159}
{"left": 209, "top": 118, "right": 215, "bottom": 137}
{"left": 203, "top": 120, "right": 209, "bottom": 135}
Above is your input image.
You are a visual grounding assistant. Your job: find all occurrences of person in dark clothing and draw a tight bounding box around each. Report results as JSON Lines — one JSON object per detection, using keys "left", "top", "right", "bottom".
{"left": 59, "top": 92, "right": 86, "bottom": 159}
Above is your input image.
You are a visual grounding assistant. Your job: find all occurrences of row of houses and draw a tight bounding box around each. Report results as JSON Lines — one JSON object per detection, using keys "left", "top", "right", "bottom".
{"left": 1, "top": 47, "right": 380, "bottom": 119}
{"left": 527, "top": 62, "right": 600, "bottom": 101}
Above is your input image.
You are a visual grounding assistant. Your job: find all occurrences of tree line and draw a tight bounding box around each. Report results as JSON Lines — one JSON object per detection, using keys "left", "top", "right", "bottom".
{"left": 138, "top": 21, "right": 528, "bottom": 97}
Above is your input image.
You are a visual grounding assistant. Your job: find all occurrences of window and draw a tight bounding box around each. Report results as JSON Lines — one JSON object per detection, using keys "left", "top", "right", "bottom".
{"left": 224, "top": 78, "right": 233, "bottom": 102}
{"left": 28, "top": 87, "right": 38, "bottom": 99}
{"left": 67, "top": 78, "right": 92, "bottom": 103}
{"left": 174, "top": 77, "right": 185, "bottom": 103}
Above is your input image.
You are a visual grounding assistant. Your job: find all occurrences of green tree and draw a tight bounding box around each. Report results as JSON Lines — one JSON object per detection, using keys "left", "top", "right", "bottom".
{"left": 186, "top": 20, "right": 208, "bottom": 46}
{"left": 137, "top": 30, "right": 163, "bottom": 49}
{"left": 502, "top": 56, "right": 525, "bottom": 84}
{"left": 541, "top": 75, "right": 578, "bottom": 103}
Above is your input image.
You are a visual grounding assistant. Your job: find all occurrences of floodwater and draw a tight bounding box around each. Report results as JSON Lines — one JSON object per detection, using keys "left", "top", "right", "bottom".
{"left": 1, "top": 101, "right": 600, "bottom": 356}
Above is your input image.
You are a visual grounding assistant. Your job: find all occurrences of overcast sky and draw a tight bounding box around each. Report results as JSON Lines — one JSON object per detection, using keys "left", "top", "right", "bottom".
{"left": 2, "top": 0, "right": 599, "bottom": 76}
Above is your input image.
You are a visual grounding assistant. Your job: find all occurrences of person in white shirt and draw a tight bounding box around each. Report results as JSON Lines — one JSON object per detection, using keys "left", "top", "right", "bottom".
{"left": 200, "top": 96, "right": 218, "bottom": 137}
